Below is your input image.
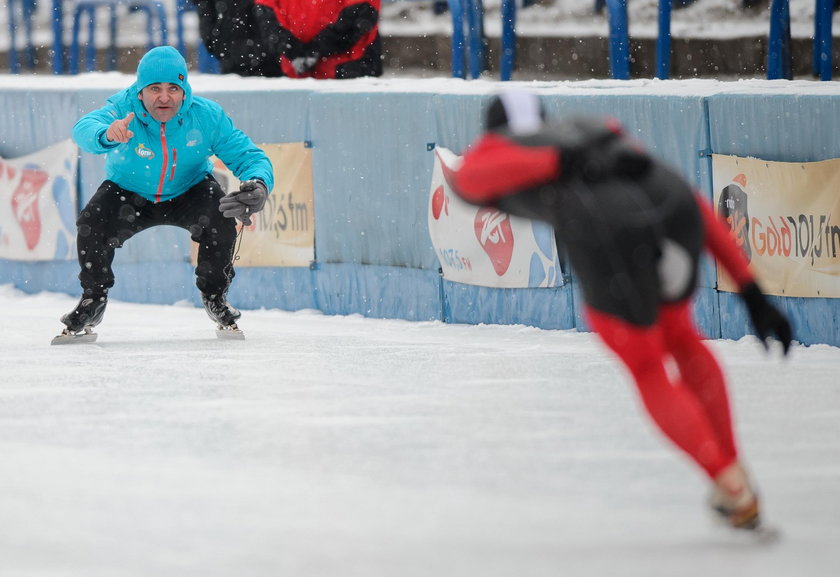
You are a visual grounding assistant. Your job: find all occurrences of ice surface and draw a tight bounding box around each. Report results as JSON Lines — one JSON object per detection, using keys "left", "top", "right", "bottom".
{"left": 1, "top": 284, "right": 838, "bottom": 576}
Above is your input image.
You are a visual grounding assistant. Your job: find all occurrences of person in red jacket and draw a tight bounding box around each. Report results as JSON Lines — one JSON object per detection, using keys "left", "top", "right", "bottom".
{"left": 449, "top": 89, "right": 792, "bottom": 532}
{"left": 254, "top": 0, "right": 382, "bottom": 79}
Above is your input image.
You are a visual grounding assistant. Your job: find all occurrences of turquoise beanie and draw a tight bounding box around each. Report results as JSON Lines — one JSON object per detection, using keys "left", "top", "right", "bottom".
{"left": 136, "top": 46, "right": 189, "bottom": 91}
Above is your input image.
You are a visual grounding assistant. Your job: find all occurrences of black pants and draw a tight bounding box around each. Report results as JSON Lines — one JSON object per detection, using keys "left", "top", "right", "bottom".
{"left": 75, "top": 177, "right": 237, "bottom": 297}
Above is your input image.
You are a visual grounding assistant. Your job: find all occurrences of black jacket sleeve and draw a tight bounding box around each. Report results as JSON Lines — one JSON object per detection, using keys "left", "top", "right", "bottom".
{"left": 308, "top": 3, "right": 379, "bottom": 57}
{"left": 252, "top": 3, "right": 308, "bottom": 60}
{"left": 190, "top": 0, "right": 281, "bottom": 76}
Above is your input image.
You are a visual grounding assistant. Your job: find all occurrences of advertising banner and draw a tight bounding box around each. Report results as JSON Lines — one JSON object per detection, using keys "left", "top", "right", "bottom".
{"left": 712, "top": 154, "right": 840, "bottom": 298}
{"left": 204, "top": 142, "right": 315, "bottom": 268}
{"left": 0, "top": 139, "right": 78, "bottom": 261}
{"left": 428, "top": 147, "right": 563, "bottom": 289}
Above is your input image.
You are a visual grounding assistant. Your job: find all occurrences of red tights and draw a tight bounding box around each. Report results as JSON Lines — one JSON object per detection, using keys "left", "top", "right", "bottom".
{"left": 587, "top": 301, "right": 737, "bottom": 479}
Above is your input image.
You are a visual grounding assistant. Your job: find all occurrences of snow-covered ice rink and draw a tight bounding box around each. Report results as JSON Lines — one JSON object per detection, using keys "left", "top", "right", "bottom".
{"left": 1, "top": 285, "right": 838, "bottom": 576}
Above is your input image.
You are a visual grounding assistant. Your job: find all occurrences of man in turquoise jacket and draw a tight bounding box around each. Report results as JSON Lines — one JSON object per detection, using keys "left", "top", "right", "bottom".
{"left": 60, "top": 46, "right": 274, "bottom": 338}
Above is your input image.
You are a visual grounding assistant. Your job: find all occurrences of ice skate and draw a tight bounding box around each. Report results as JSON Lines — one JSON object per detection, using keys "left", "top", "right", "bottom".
{"left": 708, "top": 463, "right": 766, "bottom": 532}
{"left": 52, "top": 294, "right": 108, "bottom": 345}
{"left": 201, "top": 293, "right": 245, "bottom": 339}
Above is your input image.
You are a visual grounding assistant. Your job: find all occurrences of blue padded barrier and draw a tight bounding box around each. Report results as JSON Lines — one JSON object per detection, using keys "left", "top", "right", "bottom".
{"left": 443, "top": 281, "right": 577, "bottom": 330}
{"left": 431, "top": 92, "right": 488, "bottom": 153}
{"left": 1, "top": 80, "right": 838, "bottom": 346}
{"left": 707, "top": 92, "right": 840, "bottom": 162}
{"left": 707, "top": 88, "right": 840, "bottom": 346}
{"left": 0, "top": 89, "right": 80, "bottom": 158}
{"left": 0, "top": 261, "right": 82, "bottom": 297}
{"left": 307, "top": 90, "right": 439, "bottom": 270}
{"left": 96, "top": 262, "right": 196, "bottom": 304}
{"left": 229, "top": 267, "right": 318, "bottom": 312}
{"left": 313, "top": 263, "right": 442, "bottom": 321}
{"left": 199, "top": 88, "right": 314, "bottom": 144}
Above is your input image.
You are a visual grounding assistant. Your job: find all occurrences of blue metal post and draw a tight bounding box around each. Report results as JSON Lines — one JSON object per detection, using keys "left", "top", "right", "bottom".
{"left": 465, "top": 0, "right": 485, "bottom": 78}
{"left": 109, "top": 3, "right": 118, "bottom": 70}
{"left": 448, "top": 0, "right": 466, "bottom": 78}
{"left": 767, "top": 0, "right": 791, "bottom": 79}
{"left": 8, "top": 0, "right": 20, "bottom": 73}
{"left": 656, "top": 0, "right": 672, "bottom": 79}
{"left": 814, "top": 0, "right": 832, "bottom": 80}
{"left": 500, "top": 0, "right": 517, "bottom": 81}
{"left": 85, "top": 7, "right": 96, "bottom": 71}
{"left": 53, "top": 0, "right": 64, "bottom": 74}
{"left": 605, "top": 0, "right": 630, "bottom": 80}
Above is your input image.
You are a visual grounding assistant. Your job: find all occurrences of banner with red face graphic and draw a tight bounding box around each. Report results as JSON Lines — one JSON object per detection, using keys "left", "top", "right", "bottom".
{"left": 712, "top": 154, "right": 840, "bottom": 298}
{"left": 428, "top": 147, "right": 563, "bottom": 289}
{"left": 0, "top": 140, "right": 78, "bottom": 261}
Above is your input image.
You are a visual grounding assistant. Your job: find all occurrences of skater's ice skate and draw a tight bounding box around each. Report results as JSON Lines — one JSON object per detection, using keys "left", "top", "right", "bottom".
{"left": 52, "top": 294, "right": 108, "bottom": 345}
{"left": 201, "top": 293, "right": 244, "bottom": 339}
{"left": 709, "top": 462, "right": 761, "bottom": 530}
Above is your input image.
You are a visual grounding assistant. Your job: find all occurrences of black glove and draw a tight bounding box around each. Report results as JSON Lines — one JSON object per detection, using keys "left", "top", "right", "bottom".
{"left": 739, "top": 281, "right": 792, "bottom": 355}
{"left": 219, "top": 180, "right": 268, "bottom": 225}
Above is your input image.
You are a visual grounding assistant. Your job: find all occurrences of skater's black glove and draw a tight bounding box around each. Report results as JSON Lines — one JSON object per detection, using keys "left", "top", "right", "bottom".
{"left": 739, "top": 281, "right": 792, "bottom": 355}
{"left": 219, "top": 180, "right": 268, "bottom": 225}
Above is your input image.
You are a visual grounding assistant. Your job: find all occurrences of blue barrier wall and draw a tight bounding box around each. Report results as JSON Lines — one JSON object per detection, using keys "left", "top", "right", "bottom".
{"left": 0, "top": 76, "right": 837, "bottom": 346}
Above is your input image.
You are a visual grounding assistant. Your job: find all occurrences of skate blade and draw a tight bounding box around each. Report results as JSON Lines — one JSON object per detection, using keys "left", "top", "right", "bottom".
{"left": 722, "top": 521, "right": 783, "bottom": 544}
{"left": 51, "top": 328, "right": 98, "bottom": 345}
{"left": 748, "top": 524, "right": 782, "bottom": 544}
{"left": 216, "top": 324, "right": 245, "bottom": 340}
{"left": 710, "top": 509, "right": 782, "bottom": 544}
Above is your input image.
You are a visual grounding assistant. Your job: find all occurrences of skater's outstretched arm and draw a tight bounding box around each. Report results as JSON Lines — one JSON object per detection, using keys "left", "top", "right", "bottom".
{"left": 698, "top": 197, "right": 792, "bottom": 354}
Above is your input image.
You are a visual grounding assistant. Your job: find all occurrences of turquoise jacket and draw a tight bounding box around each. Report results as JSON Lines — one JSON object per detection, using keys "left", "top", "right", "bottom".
{"left": 72, "top": 80, "right": 274, "bottom": 203}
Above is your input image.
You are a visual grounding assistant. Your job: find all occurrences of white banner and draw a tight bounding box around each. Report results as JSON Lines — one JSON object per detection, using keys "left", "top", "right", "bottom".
{"left": 428, "top": 147, "right": 563, "bottom": 289}
{"left": 0, "top": 140, "right": 78, "bottom": 261}
{"left": 712, "top": 154, "right": 840, "bottom": 298}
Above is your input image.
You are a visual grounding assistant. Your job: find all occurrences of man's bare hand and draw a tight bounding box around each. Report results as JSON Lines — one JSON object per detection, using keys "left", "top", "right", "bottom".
{"left": 106, "top": 112, "right": 135, "bottom": 143}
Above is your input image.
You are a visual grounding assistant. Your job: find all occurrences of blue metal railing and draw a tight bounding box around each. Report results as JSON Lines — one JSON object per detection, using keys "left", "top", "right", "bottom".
{"left": 767, "top": 0, "right": 835, "bottom": 81}
{"left": 8, "top": 0, "right": 835, "bottom": 79}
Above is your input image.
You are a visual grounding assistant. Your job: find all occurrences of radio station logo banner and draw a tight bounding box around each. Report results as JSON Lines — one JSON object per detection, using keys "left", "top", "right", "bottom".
{"left": 712, "top": 154, "right": 840, "bottom": 298}
{"left": 0, "top": 139, "right": 78, "bottom": 261}
{"left": 428, "top": 147, "right": 563, "bottom": 289}
{"left": 199, "top": 142, "right": 315, "bottom": 268}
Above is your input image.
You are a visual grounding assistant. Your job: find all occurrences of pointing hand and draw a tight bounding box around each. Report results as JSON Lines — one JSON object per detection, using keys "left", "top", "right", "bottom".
{"left": 106, "top": 112, "right": 135, "bottom": 143}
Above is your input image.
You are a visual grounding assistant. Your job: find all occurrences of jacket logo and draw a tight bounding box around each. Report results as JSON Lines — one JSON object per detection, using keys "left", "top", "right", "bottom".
{"left": 135, "top": 143, "right": 154, "bottom": 159}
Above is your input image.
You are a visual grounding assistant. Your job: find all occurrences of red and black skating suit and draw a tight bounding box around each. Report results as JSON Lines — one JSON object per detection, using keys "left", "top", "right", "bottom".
{"left": 254, "top": 0, "right": 382, "bottom": 79}
{"left": 450, "top": 116, "right": 762, "bottom": 480}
